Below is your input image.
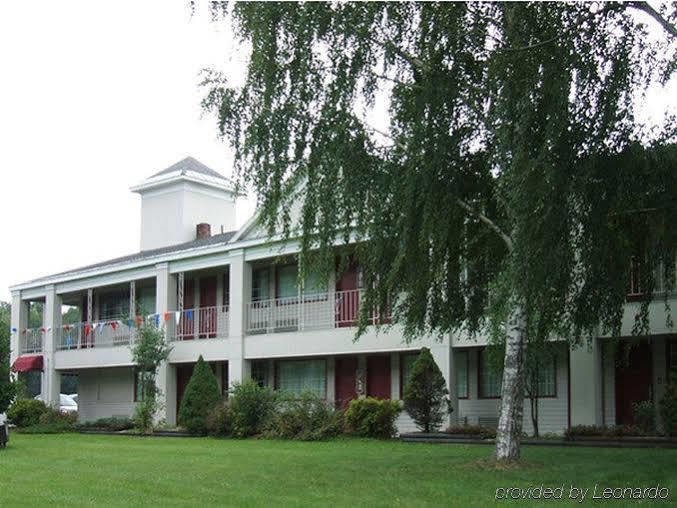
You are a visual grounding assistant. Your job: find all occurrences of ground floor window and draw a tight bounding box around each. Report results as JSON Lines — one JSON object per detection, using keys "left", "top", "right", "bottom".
{"left": 456, "top": 351, "right": 469, "bottom": 398}
{"left": 670, "top": 340, "right": 677, "bottom": 383}
{"left": 222, "top": 362, "right": 229, "bottom": 397}
{"left": 134, "top": 370, "right": 153, "bottom": 401}
{"left": 527, "top": 357, "right": 557, "bottom": 397}
{"left": 276, "top": 359, "right": 326, "bottom": 398}
{"left": 251, "top": 360, "right": 269, "bottom": 388}
{"left": 478, "top": 348, "right": 502, "bottom": 398}
{"left": 18, "top": 371, "right": 41, "bottom": 398}
{"left": 400, "top": 352, "right": 418, "bottom": 396}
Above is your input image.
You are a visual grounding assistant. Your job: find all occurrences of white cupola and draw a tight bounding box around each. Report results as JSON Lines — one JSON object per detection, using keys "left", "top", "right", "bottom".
{"left": 130, "top": 156, "right": 237, "bottom": 251}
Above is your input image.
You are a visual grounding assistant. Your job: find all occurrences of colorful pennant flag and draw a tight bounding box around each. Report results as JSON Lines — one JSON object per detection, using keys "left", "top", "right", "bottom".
{"left": 84, "top": 324, "right": 91, "bottom": 336}
{"left": 127, "top": 319, "right": 133, "bottom": 328}
{"left": 154, "top": 314, "right": 160, "bottom": 327}
{"left": 186, "top": 309, "right": 193, "bottom": 320}
{"left": 163, "top": 312, "right": 171, "bottom": 323}
{"left": 135, "top": 316, "right": 143, "bottom": 326}
{"left": 175, "top": 311, "right": 181, "bottom": 323}
{"left": 110, "top": 321, "right": 118, "bottom": 330}
{"left": 11, "top": 327, "right": 17, "bottom": 333}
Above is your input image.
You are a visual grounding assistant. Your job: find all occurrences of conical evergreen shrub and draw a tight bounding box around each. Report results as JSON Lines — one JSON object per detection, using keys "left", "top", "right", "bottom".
{"left": 403, "top": 347, "right": 450, "bottom": 432}
{"left": 178, "top": 355, "right": 222, "bottom": 434}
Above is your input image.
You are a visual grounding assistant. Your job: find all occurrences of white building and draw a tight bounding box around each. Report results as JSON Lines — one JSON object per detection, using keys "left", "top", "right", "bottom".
{"left": 9, "top": 157, "right": 677, "bottom": 433}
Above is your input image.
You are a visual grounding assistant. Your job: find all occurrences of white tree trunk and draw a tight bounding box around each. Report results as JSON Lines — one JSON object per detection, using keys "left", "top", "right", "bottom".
{"left": 495, "top": 304, "right": 527, "bottom": 460}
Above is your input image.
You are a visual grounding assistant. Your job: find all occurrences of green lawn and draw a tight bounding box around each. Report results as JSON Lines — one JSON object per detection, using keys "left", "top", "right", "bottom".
{"left": 1, "top": 434, "right": 675, "bottom": 507}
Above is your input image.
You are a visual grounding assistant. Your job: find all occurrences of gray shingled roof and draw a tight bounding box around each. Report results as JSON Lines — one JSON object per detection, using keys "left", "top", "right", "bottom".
{"left": 150, "top": 156, "right": 228, "bottom": 181}
{"left": 23, "top": 231, "right": 237, "bottom": 285}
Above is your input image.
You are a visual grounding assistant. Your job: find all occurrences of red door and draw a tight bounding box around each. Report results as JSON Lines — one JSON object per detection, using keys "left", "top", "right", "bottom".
{"left": 199, "top": 277, "right": 217, "bottom": 338}
{"left": 615, "top": 342, "right": 652, "bottom": 425}
{"left": 176, "top": 363, "right": 194, "bottom": 417}
{"left": 179, "top": 280, "right": 195, "bottom": 340}
{"left": 335, "top": 356, "right": 358, "bottom": 409}
{"left": 367, "top": 355, "right": 391, "bottom": 399}
{"left": 336, "top": 260, "right": 360, "bottom": 327}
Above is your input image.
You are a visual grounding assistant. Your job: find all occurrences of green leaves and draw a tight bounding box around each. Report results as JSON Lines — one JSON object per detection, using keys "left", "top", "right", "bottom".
{"left": 204, "top": 2, "right": 676, "bottom": 348}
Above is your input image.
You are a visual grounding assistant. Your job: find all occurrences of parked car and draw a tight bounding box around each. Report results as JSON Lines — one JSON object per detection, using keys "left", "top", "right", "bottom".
{"left": 34, "top": 394, "right": 78, "bottom": 413}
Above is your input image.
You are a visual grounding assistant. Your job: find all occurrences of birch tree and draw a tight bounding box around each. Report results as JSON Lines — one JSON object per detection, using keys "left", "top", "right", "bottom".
{"left": 202, "top": 2, "right": 677, "bottom": 460}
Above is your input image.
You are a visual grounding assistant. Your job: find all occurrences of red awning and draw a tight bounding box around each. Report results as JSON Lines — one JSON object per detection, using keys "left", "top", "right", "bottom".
{"left": 11, "top": 355, "right": 43, "bottom": 372}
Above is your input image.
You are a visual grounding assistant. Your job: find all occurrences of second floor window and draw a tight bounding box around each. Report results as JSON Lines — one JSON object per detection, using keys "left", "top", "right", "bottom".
{"left": 277, "top": 265, "right": 298, "bottom": 300}
{"left": 252, "top": 267, "right": 270, "bottom": 301}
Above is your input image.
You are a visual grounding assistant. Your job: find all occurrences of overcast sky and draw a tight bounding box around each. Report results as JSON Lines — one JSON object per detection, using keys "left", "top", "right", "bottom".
{"left": 0, "top": 2, "right": 255, "bottom": 301}
{"left": 0, "top": 2, "right": 674, "bottom": 302}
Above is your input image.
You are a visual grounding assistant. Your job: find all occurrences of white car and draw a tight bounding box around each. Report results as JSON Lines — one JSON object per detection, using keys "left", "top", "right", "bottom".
{"left": 34, "top": 394, "right": 78, "bottom": 413}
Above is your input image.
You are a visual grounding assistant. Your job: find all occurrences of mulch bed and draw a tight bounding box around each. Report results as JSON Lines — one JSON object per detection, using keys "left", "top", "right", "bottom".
{"left": 400, "top": 432, "right": 677, "bottom": 449}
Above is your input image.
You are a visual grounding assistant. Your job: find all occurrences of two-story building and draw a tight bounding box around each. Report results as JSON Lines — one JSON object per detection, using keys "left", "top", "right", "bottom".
{"left": 9, "top": 157, "right": 677, "bottom": 433}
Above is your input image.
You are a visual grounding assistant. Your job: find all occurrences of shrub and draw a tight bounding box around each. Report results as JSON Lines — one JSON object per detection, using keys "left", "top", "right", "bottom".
{"left": 344, "top": 398, "right": 402, "bottom": 439}
{"left": 178, "top": 356, "right": 222, "bottom": 435}
{"left": 15, "top": 422, "right": 75, "bottom": 434}
{"left": 444, "top": 424, "right": 496, "bottom": 439}
{"left": 77, "top": 417, "right": 134, "bottom": 431}
{"left": 7, "top": 398, "right": 48, "bottom": 427}
{"left": 206, "top": 400, "right": 232, "bottom": 437}
{"left": 660, "top": 384, "right": 677, "bottom": 437}
{"left": 228, "top": 379, "right": 278, "bottom": 438}
{"left": 632, "top": 400, "right": 656, "bottom": 434}
{"left": 264, "top": 392, "right": 343, "bottom": 441}
{"left": 564, "top": 424, "right": 646, "bottom": 440}
{"left": 38, "top": 408, "right": 77, "bottom": 427}
{"left": 403, "top": 347, "right": 450, "bottom": 433}
{"left": 134, "top": 397, "right": 161, "bottom": 434}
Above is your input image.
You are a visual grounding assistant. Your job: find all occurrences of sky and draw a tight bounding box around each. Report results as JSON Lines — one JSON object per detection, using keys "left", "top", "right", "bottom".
{"left": 0, "top": 2, "right": 255, "bottom": 301}
{"left": 0, "top": 2, "right": 674, "bottom": 302}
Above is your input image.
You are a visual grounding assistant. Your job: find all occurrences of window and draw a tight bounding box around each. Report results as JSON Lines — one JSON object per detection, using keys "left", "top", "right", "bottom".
{"left": 252, "top": 268, "right": 270, "bottom": 301}
{"left": 276, "top": 359, "right": 326, "bottom": 398}
{"left": 400, "top": 353, "right": 418, "bottom": 395}
{"left": 251, "top": 360, "right": 269, "bottom": 388}
{"left": 456, "top": 351, "right": 469, "bottom": 398}
{"left": 134, "top": 370, "right": 153, "bottom": 402}
{"left": 479, "top": 348, "right": 502, "bottom": 398}
{"left": 137, "top": 287, "right": 156, "bottom": 316}
{"left": 302, "top": 270, "right": 327, "bottom": 299}
{"left": 276, "top": 265, "right": 298, "bottom": 300}
{"left": 527, "top": 358, "right": 557, "bottom": 397}
{"left": 669, "top": 341, "right": 677, "bottom": 383}
{"left": 100, "top": 292, "right": 128, "bottom": 320}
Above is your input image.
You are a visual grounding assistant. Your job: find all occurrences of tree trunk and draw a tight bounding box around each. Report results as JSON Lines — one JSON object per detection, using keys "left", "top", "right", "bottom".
{"left": 531, "top": 395, "right": 539, "bottom": 438}
{"left": 495, "top": 304, "right": 527, "bottom": 460}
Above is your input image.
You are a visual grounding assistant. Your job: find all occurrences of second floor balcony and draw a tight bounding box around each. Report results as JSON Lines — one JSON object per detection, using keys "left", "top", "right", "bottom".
{"left": 245, "top": 289, "right": 391, "bottom": 335}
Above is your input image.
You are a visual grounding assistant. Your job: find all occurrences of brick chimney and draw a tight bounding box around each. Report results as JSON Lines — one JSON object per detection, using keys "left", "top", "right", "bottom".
{"left": 196, "top": 223, "right": 211, "bottom": 239}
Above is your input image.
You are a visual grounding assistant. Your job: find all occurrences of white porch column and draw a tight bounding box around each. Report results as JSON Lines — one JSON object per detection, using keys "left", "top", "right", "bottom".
{"left": 431, "top": 338, "right": 456, "bottom": 427}
{"left": 10, "top": 292, "right": 27, "bottom": 367}
{"left": 43, "top": 285, "right": 61, "bottom": 408}
{"left": 228, "top": 250, "right": 250, "bottom": 385}
{"left": 390, "top": 352, "right": 401, "bottom": 400}
{"left": 569, "top": 338, "right": 603, "bottom": 426}
{"left": 155, "top": 264, "right": 177, "bottom": 424}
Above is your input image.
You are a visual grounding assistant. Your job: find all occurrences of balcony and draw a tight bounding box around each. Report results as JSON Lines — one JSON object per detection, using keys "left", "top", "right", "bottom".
{"left": 245, "top": 289, "right": 390, "bottom": 335}
{"left": 169, "top": 306, "right": 229, "bottom": 341}
{"left": 57, "top": 319, "right": 134, "bottom": 350}
{"left": 20, "top": 329, "right": 43, "bottom": 354}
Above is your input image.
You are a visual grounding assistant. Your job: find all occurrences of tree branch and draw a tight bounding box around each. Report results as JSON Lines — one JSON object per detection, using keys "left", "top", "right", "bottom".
{"left": 454, "top": 197, "right": 514, "bottom": 251}
{"left": 627, "top": 1, "right": 677, "bottom": 38}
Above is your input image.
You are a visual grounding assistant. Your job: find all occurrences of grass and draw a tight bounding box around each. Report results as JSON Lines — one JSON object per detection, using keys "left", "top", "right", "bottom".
{"left": 1, "top": 434, "right": 676, "bottom": 507}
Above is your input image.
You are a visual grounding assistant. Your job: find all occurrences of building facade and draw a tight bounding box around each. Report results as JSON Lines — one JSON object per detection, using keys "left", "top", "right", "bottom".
{"left": 9, "top": 157, "right": 677, "bottom": 433}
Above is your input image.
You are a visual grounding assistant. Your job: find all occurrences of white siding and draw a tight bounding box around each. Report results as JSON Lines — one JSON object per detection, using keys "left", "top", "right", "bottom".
{"left": 602, "top": 343, "right": 616, "bottom": 426}
{"left": 457, "top": 345, "right": 569, "bottom": 435}
{"left": 78, "top": 367, "right": 136, "bottom": 422}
